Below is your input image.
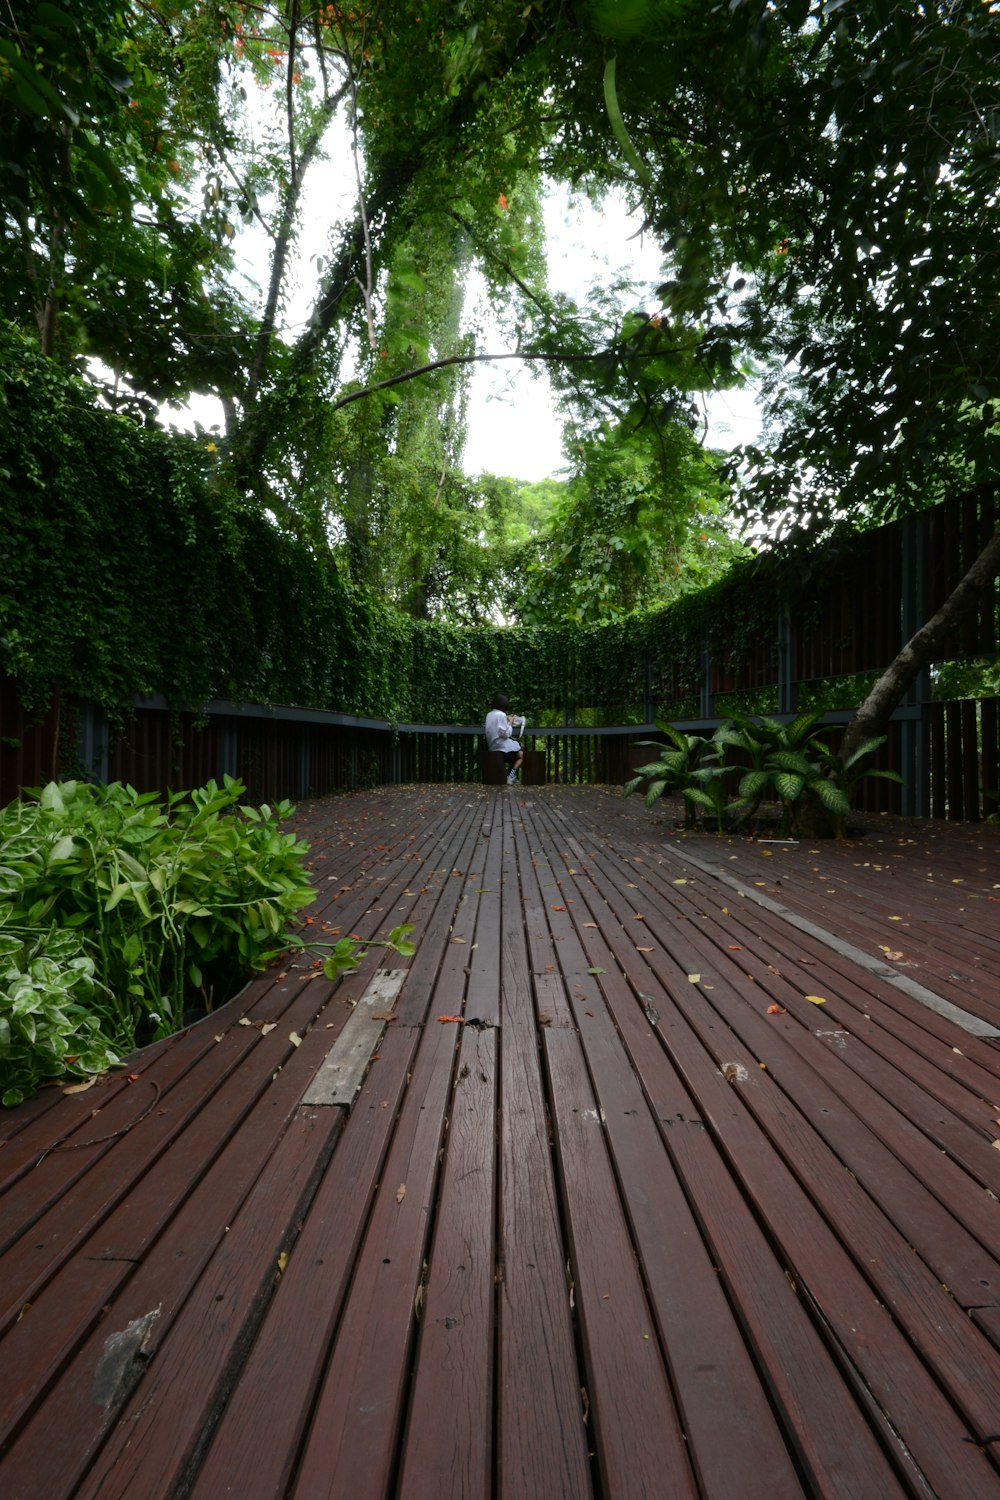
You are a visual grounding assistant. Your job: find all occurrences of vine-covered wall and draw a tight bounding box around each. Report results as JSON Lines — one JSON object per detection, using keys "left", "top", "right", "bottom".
{"left": 2, "top": 324, "right": 997, "bottom": 742}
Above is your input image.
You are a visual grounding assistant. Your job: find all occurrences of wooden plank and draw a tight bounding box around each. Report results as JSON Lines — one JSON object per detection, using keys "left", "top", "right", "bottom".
{"left": 495, "top": 802, "right": 594, "bottom": 1500}
{"left": 68, "top": 1108, "right": 341, "bottom": 1500}
{"left": 561, "top": 963, "right": 804, "bottom": 1498}
{"left": 302, "top": 968, "right": 404, "bottom": 1107}
{"left": 524, "top": 797, "right": 998, "bottom": 1495}
{"left": 185, "top": 1023, "right": 421, "bottom": 1500}
{"left": 397, "top": 1026, "right": 497, "bottom": 1500}
{"left": 543, "top": 1026, "right": 699, "bottom": 1500}
{"left": 290, "top": 982, "right": 462, "bottom": 1500}
{"left": 0, "top": 975, "right": 368, "bottom": 1497}
{"left": 564, "top": 941, "right": 907, "bottom": 1496}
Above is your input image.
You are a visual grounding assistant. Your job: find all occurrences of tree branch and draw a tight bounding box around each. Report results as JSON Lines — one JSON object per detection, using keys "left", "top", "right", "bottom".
{"left": 328, "top": 343, "right": 685, "bottom": 411}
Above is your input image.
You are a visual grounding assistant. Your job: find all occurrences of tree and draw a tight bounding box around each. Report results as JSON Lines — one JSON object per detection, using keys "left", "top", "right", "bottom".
{"left": 543, "top": 0, "right": 1000, "bottom": 738}
{"left": 519, "top": 417, "right": 745, "bottom": 625}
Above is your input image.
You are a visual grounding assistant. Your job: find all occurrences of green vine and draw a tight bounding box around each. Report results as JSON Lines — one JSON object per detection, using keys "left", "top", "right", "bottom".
{"left": 3, "top": 323, "right": 992, "bottom": 740}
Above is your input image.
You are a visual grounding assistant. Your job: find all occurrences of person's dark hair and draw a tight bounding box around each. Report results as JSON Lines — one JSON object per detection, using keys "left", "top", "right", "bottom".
{"left": 491, "top": 693, "right": 509, "bottom": 711}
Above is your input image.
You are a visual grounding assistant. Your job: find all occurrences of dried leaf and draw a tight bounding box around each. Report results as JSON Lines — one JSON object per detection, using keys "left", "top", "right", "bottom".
{"left": 238, "top": 1017, "right": 252, "bottom": 1027}
{"left": 289, "top": 1031, "right": 302, "bottom": 1046}
{"left": 551, "top": 904, "right": 566, "bottom": 911}
{"left": 636, "top": 946, "right": 654, "bottom": 952}
{"left": 62, "top": 1078, "right": 96, "bottom": 1095}
{"left": 583, "top": 922, "right": 598, "bottom": 928}
{"left": 766, "top": 1004, "right": 787, "bottom": 1016}
{"left": 396, "top": 1183, "right": 406, "bottom": 1203}
{"left": 261, "top": 1023, "right": 277, "bottom": 1035}
{"left": 450, "top": 936, "right": 467, "bottom": 944}
{"left": 804, "top": 995, "right": 828, "bottom": 1006}
{"left": 372, "top": 1012, "right": 396, "bottom": 1022}
{"left": 437, "top": 1015, "right": 465, "bottom": 1024}
{"left": 687, "top": 973, "right": 701, "bottom": 984}
{"left": 277, "top": 1251, "right": 288, "bottom": 1274}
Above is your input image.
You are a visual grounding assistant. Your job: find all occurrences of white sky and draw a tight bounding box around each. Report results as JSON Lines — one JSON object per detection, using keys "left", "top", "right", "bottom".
{"left": 462, "top": 184, "right": 760, "bottom": 479}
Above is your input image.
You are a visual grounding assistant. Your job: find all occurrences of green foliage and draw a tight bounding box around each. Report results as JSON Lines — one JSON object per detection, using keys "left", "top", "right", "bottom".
{"left": 624, "top": 723, "right": 743, "bottom": 830}
{"left": 520, "top": 418, "right": 747, "bottom": 626}
{"left": 0, "top": 775, "right": 318, "bottom": 1104}
{"left": 547, "top": 0, "right": 1000, "bottom": 527}
{"left": 0, "top": 925, "right": 120, "bottom": 1109}
{"left": 320, "top": 923, "right": 416, "bottom": 983}
{"left": 623, "top": 714, "right": 900, "bottom": 837}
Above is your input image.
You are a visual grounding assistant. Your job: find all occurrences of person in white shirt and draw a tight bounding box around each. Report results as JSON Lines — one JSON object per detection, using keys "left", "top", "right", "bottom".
{"left": 484, "top": 693, "right": 523, "bottom": 785}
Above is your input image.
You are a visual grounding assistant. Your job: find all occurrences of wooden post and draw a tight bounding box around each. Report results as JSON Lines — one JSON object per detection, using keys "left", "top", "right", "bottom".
{"left": 900, "top": 515, "right": 931, "bottom": 817}
{"left": 777, "top": 606, "right": 797, "bottom": 714}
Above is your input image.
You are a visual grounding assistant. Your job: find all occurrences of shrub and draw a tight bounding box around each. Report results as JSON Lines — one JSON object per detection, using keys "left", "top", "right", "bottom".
{"left": 0, "top": 776, "right": 316, "bottom": 1104}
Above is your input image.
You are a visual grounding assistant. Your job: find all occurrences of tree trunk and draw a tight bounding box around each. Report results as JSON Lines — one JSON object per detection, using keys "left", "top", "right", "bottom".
{"left": 840, "top": 523, "right": 1000, "bottom": 761}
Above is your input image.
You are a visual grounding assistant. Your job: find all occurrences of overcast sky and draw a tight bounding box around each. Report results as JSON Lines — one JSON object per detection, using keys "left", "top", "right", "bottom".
{"left": 461, "top": 184, "right": 761, "bottom": 480}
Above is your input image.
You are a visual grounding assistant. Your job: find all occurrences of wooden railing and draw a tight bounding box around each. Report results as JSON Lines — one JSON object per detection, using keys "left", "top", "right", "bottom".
{"left": 2, "top": 685, "right": 998, "bottom": 822}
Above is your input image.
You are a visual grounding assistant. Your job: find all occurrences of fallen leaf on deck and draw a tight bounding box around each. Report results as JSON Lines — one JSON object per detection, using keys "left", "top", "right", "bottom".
{"left": 437, "top": 1015, "right": 465, "bottom": 1024}
{"left": 62, "top": 1078, "right": 96, "bottom": 1095}
{"left": 238, "top": 1017, "right": 252, "bottom": 1027}
{"left": 372, "top": 1013, "right": 396, "bottom": 1022}
{"left": 636, "top": 946, "right": 654, "bottom": 952}
{"left": 673, "top": 878, "right": 688, "bottom": 885}
{"left": 879, "top": 947, "right": 904, "bottom": 961}
{"left": 396, "top": 1184, "right": 406, "bottom": 1203}
{"left": 633, "top": 913, "right": 646, "bottom": 921}
{"left": 289, "top": 1031, "right": 302, "bottom": 1046}
{"left": 587, "top": 967, "right": 605, "bottom": 975}
{"left": 277, "top": 1252, "right": 288, "bottom": 1274}
{"left": 551, "top": 904, "right": 566, "bottom": 911}
{"left": 450, "top": 936, "right": 467, "bottom": 943}
{"left": 583, "top": 922, "right": 598, "bottom": 928}
{"left": 804, "top": 996, "right": 828, "bottom": 1006}
{"left": 727, "top": 945, "right": 743, "bottom": 951}
{"left": 687, "top": 973, "right": 701, "bottom": 984}
{"left": 261, "top": 1023, "right": 277, "bottom": 1035}
{"left": 766, "top": 1004, "right": 787, "bottom": 1016}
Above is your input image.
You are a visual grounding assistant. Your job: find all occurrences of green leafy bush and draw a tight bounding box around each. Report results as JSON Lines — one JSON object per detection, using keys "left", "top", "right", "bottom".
{"left": 0, "top": 924, "right": 121, "bottom": 1107}
{"left": 0, "top": 776, "right": 317, "bottom": 1104}
{"left": 623, "top": 716, "right": 901, "bottom": 836}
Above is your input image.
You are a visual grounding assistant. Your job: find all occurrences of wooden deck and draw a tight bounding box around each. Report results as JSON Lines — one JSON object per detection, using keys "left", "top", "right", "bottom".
{"left": 2, "top": 784, "right": 1000, "bottom": 1499}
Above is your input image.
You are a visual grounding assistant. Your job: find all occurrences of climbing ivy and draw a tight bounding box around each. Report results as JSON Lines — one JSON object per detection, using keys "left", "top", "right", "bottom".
{"left": 3, "top": 323, "right": 955, "bottom": 743}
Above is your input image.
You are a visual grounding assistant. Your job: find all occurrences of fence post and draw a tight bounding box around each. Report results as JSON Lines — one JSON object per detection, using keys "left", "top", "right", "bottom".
{"left": 699, "top": 626, "right": 713, "bottom": 719}
{"left": 777, "top": 605, "right": 797, "bottom": 714}
{"left": 77, "top": 699, "right": 109, "bottom": 783}
{"left": 900, "top": 515, "right": 931, "bottom": 817}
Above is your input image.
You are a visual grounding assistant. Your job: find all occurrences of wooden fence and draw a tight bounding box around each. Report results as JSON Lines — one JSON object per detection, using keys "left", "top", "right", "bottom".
{"left": 2, "top": 490, "right": 997, "bottom": 820}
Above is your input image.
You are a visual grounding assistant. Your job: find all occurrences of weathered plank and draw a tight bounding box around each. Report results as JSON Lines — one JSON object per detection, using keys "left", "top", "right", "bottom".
{"left": 544, "top": 1026, "right": 699, "bottom": 1500}
{"left": 396, "top": 1025, "right": 497, "bottom": 1500}
{"left": 302, "top": 968, "right": 404, "bottom": 1107}
{"left": 496, "top": 799, "right": 594, "bottom": 1499}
